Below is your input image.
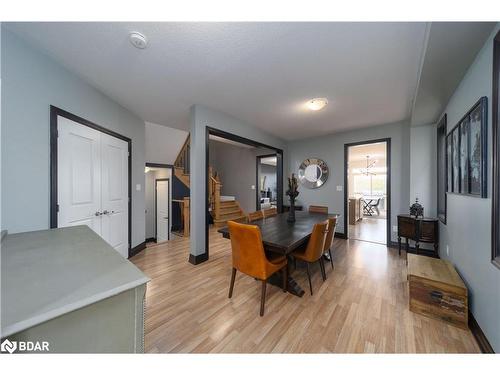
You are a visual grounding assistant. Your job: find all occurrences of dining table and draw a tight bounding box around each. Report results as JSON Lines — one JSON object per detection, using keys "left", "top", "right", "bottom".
{"left": 218, "top": 211, "right": 340, "bottom": 297}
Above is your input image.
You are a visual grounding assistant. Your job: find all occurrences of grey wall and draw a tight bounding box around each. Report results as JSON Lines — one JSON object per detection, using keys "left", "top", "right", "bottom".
{"left": 410, "top": 124, "right": 437, "bottom": 217}
{"left": 1, "top": 28, "right": 146, "bottom": 248}
{"left": 209, "top": 139, "right": 273, "bottom": 213}
{"left": 438, "top": 23, "right": 500, "bottom": 351}
{"left": 190, "top": 104, "right": 287, "bottom": 257}
{"left": 287, "top": 121, "right": 411, "bottom": 241}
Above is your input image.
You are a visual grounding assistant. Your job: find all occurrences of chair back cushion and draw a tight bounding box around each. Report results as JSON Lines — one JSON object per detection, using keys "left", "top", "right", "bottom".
{"left": 303, "top": 220, "right": 328, "bottom": 262}
{"left": 247, "top": 210, "right": 264, "bottom": 222}
{"left": 324, "top": 217, "right": 337, "bottom": 251}
{"left": 227, "top": 221, "right": 268, "bottom": 279}
{"left": 309, "top": 205, "right": 328, "bottom": 214}
{"left": 263, "top": 207, "right": 277, "bottom": 218}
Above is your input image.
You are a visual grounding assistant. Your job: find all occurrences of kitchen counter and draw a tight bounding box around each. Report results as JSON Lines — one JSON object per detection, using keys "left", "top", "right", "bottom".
{"left": 1, "top": 226, "right": 149, "bottom": 352}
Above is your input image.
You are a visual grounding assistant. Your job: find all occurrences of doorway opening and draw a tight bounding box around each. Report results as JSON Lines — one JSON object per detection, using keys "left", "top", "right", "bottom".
{"left": 256, "top": 154, "right": 278, "bottom": 211}
{"left": 344, "top": 139, "right": 391, "bottom": 246}
{"left": 204, "top": 127, "right": 283, "bottom": 261}
{"left": 145, "top": 163, "right": 173, "bottom": 246}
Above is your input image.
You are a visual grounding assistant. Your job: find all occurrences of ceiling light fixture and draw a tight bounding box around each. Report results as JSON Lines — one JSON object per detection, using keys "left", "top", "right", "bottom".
{"left": 129, "top": 32, "right": 148, "bottom": 49}
{"left": 306, "top": 98, "right": 328, "bottom": 111}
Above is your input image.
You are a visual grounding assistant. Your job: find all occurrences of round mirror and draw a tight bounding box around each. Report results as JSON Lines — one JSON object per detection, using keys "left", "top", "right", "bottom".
{"left": 298, "top": 158, "right": 329, "bottom": 189}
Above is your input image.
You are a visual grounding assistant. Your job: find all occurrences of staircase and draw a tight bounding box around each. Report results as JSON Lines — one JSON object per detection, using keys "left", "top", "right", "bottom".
{"left": 174, "top": 135, "right": 190, "bottom": 189}
{"left": 172, "top": 135, "right": 190, "bottom": 236}
{"left": 209, "top": 167, "right": 247, "bottom": 227}
{"left": 174, "top": 166, "right": 190, "bottom": 188}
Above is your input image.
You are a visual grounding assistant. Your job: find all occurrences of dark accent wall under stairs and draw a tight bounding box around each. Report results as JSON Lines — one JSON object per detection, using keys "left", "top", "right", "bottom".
{"left": 171, "top": 174, "right": 190, "bottom": 231}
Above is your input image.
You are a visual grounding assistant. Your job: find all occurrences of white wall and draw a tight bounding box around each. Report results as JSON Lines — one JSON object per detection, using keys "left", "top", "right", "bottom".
{"left": 1, "top": 28, "right": 146, "bottom": 248}
{"left": 145, "top": 168, "right": 172, "bottom": 240}
{"left": 410, "top": 124, "right": 437, "bottom": 217}
{"left": 438, "top": 23, "right": 500, "bottom": 351}
{"left": 145, "top": 122, "right": 189, "bottom": 165}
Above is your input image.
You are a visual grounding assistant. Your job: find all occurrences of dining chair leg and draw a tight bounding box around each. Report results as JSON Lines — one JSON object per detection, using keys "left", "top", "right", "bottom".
{"left": 319, "top": 260, "right": 326, "bottom": 281}
{"left": 328, "top": 249, "right": 334, "bottom": 269}
{"left": 228, "top": 267, "right": 237, "bottom": 298}
{"left": 306, "top": 263, "right": 313, "bottom": 296}
{"left": 282, "top": 267, "right": 287, "bottom": 292}
{"left": 260, "top": 280, "right": 267, "bottom": 316}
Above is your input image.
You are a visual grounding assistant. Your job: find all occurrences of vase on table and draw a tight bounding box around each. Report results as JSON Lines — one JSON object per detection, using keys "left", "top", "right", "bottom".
{"left": 287, "top": 197, "right": 296, "bottom": 223}
{"left": 286, "top": 174, "right": 299, "bottom": 223}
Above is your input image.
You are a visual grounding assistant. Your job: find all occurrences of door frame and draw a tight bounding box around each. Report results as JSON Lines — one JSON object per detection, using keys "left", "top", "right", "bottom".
{"left": 204, "top": 126, "right": 284, "bottom": 263}
{"left": 256, "top": 153, "right": 279, "bottom": 210}
{"left": 155, "top": 178, "right": 170, "bottom": 242}
{"left": 343, "top": 138, "right": 391, "bottom": 246}
{"left": 49, "top": 106, "right": 132, "bottom": 256}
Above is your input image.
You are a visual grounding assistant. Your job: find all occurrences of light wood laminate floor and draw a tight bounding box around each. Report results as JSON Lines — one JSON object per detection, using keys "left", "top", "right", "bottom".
{"left": 349, "top": 217, "right": 387, "bottom": 245}
{"left": 131, "top": 226, "right": 480, "bottom": 353}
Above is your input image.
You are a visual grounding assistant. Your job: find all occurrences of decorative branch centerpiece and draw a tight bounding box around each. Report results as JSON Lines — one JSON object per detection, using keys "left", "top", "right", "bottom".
{"left": 286, "top": 174, "right": 300, "bottom": 223}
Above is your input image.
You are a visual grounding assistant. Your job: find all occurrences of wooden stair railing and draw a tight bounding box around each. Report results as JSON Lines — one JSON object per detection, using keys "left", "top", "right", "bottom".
{"left": 209, "top": 166, "right": 222, "bottom": 221}
{"left": 174, "top": 134, "right": 190, "bottom": 174}
{"left": 208, "top": 166, "right": 246, "bottom": 226}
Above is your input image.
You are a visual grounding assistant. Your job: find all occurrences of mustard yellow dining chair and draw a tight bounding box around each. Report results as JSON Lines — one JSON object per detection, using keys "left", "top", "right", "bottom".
{"left": 290, "top": 220, "right": 328, "bottom": 295}
{"left": 227, "top": 221, "right": 287, "bottom": 316}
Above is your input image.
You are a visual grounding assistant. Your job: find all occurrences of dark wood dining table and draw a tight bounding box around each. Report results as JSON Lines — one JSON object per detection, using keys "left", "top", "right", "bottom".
{"left": 218, "top": 211, "right": 340, "bottom": 297}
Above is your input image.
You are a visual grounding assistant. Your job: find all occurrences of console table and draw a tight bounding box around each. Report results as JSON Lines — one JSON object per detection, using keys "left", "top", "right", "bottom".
{"left": 397, "top": 214, "right": 439, "bottom": 257}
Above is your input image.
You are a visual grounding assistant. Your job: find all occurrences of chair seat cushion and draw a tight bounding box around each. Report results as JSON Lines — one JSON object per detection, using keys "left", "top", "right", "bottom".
{"left": 266, "top": 252, "right": 287, "bottom": 267}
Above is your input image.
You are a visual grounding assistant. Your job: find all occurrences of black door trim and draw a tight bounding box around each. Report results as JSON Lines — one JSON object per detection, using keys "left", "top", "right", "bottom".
{"left": 256, "top": 153, "right": 279, "bottom": 210}
{"left": 344, "top": 138, "right": 392, "bottom": 246}
{"left": 146, "top": 162, "right": 174, "bottom": 169}
{"left": 201, "top": 126, "right": 284, "bottom": 264}
{"left": 49, "top": 106, "right": 132, "bottom": 257}
{"left": 155, "top": 178, "right": 170, "bottom": 242}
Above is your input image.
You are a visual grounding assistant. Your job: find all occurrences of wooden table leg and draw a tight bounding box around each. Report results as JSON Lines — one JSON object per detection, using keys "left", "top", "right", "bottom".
{"left": 267, "top": 257, "right": 305, "bottom": 297}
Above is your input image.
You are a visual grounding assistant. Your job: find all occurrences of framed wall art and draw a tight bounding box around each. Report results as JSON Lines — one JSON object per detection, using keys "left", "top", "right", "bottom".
{"left": 445, "top": 96, "right": 488, "bottom": 198}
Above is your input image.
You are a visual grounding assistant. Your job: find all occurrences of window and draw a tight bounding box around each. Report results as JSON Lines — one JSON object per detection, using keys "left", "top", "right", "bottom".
{"left": 437, "top": 115, "right": 447, "bottom": 224}
{"left": 492, "top": 30, "right": 500, "bottom": 268}
{"left": 353, "top": 174, "right": 387, "bottom": 196}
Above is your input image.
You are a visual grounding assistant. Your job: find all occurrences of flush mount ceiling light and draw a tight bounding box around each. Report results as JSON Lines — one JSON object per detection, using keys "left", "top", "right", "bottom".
{"left": 129, "top": 32, "right": 148, "bottom": 49}
{"left": 306, "top": 98, "right": 328, "bottom": 111}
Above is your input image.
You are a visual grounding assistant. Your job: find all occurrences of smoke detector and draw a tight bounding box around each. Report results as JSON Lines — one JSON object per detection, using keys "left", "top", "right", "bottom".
{"left": 129, "top": 32, "right": 148, "bottom": 49}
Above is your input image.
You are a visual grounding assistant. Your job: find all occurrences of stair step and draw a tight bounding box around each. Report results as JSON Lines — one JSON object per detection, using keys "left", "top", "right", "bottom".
{"left": 220, "top": 200, "right": 238, "bottom": 207}
{"left": 219, "top": 207, "right": 241, "bottom": 215}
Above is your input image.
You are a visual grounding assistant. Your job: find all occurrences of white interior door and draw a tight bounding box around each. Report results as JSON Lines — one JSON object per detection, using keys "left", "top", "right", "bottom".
{"left": 156, "top": 179, "right": 169, "bottom": 243}
{"left": 57, "top": 116, "right": 129, "bottom": 258}
{"left": 100, "top": 133, "right": 129, "bottom": 257}
{"left": 57, "top": 117, "right": 102, "bottom": 235}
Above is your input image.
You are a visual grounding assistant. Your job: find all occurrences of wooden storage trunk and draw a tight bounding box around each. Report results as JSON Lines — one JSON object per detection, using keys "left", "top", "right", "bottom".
{"left": 407, "top": 254, "right": 468, "bottom": 329}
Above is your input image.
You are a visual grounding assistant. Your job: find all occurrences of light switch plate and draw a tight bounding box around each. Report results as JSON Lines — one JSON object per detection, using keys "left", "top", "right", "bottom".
{"left": 136, "top": 184, "right": 141, "bottom": 191}
{"left": 393, "top": 225, "right": 398, "bottom": 232}
{"left": 336, "top": 186, "right": 343, "bottom": 191}
{"left": 251, "top": 185, "right": 255, "bottom": 190}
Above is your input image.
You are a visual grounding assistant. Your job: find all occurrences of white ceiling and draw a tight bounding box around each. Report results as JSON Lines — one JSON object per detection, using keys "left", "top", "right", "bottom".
{"left": 348, "top": 142, "right": 387, "bottom": 168}
{"left": 411, "top": 22, "right": 495, "bottom": 126}
{"left": 6, "top": 22, "right": 430, "bottom": 140}
{"left": 260, "top": 156, "right": 277, "bottom": 166}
